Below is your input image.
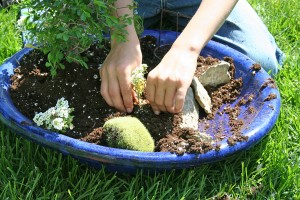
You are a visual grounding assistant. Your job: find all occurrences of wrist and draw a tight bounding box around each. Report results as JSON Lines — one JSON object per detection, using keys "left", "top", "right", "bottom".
{"left": 172, "top": 31, "right": 205, "bottom": 57}
{"left": 112, "top": 0, "right": 138, "bottom": 47}
{"left": 171, "top": 40, "right": 201, "bottom": 59}
{"left": 111, "top": 24, "right": 139, "bottom": 46}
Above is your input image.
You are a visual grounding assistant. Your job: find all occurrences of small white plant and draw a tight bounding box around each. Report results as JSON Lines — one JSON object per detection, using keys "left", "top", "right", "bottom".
{"left": 131, "top": 64, "right": 148, "bottom": 101}
{"left": 33, "top": 97, "right": 74, "bottom": 132}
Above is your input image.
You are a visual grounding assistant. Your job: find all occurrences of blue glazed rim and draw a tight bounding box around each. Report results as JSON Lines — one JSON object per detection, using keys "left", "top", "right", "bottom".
{"left": 0, "top": 30, "right": 281, "bottom": 173}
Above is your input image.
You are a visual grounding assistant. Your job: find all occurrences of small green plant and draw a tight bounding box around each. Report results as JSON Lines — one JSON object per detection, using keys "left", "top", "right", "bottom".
{"left": 33, "top": 98, "right": 74, "bottom": 132}
{"left": 103, "top": 116, "right": 154, "bottom": 152}
{"left": 131, "top": 64, "right": 148, "bottom": 102}
{"left": 22, "top": 0, "right": 140, "bottom": 76}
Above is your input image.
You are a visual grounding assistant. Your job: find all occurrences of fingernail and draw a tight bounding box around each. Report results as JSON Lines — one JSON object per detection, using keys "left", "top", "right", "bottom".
{"left": 154, "top": 111, "right": 160, "bottom": 115}
{"left": 126, "top": 108, "right": 133, "bottom": 113}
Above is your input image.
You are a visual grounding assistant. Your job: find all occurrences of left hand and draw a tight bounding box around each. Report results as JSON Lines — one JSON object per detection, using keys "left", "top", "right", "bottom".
{"left": 145, "top": 46, "right": 198, "bottom": 114}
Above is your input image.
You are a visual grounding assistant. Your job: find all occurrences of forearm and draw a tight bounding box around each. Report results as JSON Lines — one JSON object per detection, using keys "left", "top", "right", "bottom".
{"left": 112, "top": 0, "right": 138, "bottom": 46}
{"left": 173, "top": 0, "right": 239, "bottom": 54}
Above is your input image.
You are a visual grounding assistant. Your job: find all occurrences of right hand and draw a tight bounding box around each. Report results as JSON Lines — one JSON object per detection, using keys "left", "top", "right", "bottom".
{"left": 146, "top": 45, "right": 198, "bottom": 114}
{"left": 100, "top": 36, "right": 142, "bottom": 113}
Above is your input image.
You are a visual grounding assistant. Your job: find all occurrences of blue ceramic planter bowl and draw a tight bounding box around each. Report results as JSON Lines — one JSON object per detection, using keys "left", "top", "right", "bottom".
{"left": 0, "top": 30, "right": 280, "bottom": 173}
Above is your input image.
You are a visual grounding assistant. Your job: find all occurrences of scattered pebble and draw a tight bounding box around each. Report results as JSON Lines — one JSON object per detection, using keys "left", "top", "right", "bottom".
{"left": 264, "top": 93, "right": 277, "bottom": 101}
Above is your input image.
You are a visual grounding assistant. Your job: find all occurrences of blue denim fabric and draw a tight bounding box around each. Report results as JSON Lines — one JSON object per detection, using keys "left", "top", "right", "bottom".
{"left": 135, "top": 0, "right": 285, "bottom": 75}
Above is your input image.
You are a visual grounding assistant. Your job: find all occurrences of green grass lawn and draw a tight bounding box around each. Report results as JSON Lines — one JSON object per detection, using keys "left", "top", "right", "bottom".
{"left": 1, "top": 1, "right": 299, "bottom": 199}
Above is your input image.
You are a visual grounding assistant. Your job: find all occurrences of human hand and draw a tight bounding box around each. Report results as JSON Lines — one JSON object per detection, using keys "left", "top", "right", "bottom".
{"left": 100, "top": 37, "right": 142, "bottom": 113}
{"left": 146, "top": 46, "right": 198, "bottom": 114}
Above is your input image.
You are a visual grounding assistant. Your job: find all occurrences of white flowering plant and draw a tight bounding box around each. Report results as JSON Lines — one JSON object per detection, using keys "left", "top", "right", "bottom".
{"left": 131, "top": 64, "right": 148, "bottom": 102}
{"left": 33, "top": 98, "right": 74, "bottom": 132}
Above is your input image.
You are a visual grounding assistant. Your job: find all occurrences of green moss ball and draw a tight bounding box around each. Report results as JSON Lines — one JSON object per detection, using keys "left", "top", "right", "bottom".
{"left": 103, "top": 116, "right": 154, "bottom": 152}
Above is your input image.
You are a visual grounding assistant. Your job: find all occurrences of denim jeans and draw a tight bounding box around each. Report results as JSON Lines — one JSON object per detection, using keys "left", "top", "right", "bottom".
{"left": 135, "top": 0, "right": 285, "bottom": 75}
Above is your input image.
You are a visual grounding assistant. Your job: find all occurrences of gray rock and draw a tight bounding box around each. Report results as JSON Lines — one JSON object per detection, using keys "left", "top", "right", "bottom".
{"left": 198, "top": 60, "right": 231, "bottom": 87}
{"left": 180, "top": 87, "right": 213, "bottom": 143}
{"left": 180, "top": 87, "right": 199, "bottom": 130}
{"left": 191, "top": 77, "right": 212, "bottom": 114}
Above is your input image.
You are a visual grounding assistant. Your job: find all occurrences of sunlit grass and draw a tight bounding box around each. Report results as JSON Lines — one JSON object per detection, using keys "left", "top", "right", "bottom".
{"left": 0, "top": 6, "right": 22, "bottom": 64}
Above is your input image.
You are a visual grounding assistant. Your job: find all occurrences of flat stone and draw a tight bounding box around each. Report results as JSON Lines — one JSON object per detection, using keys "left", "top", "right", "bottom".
{"left": 180, "top": 87, "right": 213, "bottom": 143}
{"left": 198, "top": 60, "right": 231, "bottom": 87}
{"left": 179, "top": 87, "right": 199, "bottom": 130}
{"left": 191, "top": 77, "right": 212, "bottom": 114}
